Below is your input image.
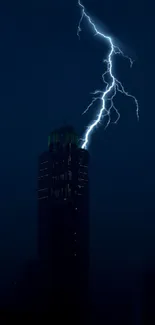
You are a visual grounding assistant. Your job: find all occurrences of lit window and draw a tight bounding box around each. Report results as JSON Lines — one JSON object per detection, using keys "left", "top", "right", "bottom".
{"left": 80, "top": 165, "right": 88, "bottom": 168}
{"left": 78, "top": 178, "right": 87, "bottom": 182}
{"left": 41, "top": 161, "right": 48, "bottom": 165}
{"left": 38, "top": 188, "right": 48, "bottom": 192}
{"left": 38, "top": 176, "right": 44, "bottom": 180}
{"left": 38, "top": 196, "right": 48, "bottom": 200}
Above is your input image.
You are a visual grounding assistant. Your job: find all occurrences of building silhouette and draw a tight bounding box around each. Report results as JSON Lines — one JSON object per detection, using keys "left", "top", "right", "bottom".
{"left": 38, "top": 126, "right": 89, "bottom": 317}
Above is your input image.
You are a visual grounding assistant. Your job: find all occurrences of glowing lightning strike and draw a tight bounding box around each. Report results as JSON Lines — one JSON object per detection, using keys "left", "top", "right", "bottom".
{"left": 77, "top": 0, "right": 139, "bottom": 150}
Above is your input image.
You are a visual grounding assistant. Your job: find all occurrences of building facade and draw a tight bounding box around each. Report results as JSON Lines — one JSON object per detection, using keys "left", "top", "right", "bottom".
{"left": 38, "top": 126, "right": 89, "bottom": 310}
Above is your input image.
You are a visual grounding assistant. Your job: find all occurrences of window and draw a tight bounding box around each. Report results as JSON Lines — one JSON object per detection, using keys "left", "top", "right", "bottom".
{"left": 41, "top": 161, "right": 48, "bottom": 165}
{"left": 68, "top": 171, "right": 72, "bottom": 180}
{"left": 38, "top": 176, "right": 44, "bottom": 180}
{"left": 38, "top": 188, "right": 48, "bottom": 192}
{"left": 60, "top": 174, "right": 64, "bottom": 180}
{"left": 78, "top": 177, "right": 86, "bottom": 182}
{"left": 38, "top": 196, "right": 48, "bottom": 200}
{"left": 68, "top": 155, "right": 71, "bottom": 165}
{"left": 78, "top": 185, "right": 84, "bottom": 189}
{"left": 79, "top": 171, "right": 87, "bottom": 176}
{"left": 68, "top": 184, "right": 71, "bottom": 196}
{"left": 80, "top": 165, "right": 88, "bottom": 168}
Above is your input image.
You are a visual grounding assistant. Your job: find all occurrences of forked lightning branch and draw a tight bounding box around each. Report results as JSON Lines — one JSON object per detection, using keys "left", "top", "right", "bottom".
{"left": 77, "top": 0, "right": 139, "bottom": 149}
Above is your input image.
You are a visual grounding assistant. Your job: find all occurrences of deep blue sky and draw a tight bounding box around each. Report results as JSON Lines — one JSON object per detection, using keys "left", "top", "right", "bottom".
{"left": 0, "top": 0, "right": 153, "bottom": 300}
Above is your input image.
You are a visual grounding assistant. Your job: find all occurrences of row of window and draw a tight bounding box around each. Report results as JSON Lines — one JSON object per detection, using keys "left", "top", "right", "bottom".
{"left": 38, "top": 174, "right": 49, "bottom": 180}
{"left": 49, "top": 155, "right": 72, "bottom": 169}
{"left": 38, "top": 187, "right": 83, "bottom": 200}
{"left": 38, "top": 188, "right": 48, "bottom": 192}
{"left": 40, "top": 167, "right": 48, "bottom": 172}
{"left": 38, "top": 171, "right": 72, "bottom": 181}
{"left": 79, "top": 171, "right": 87, "bottom": 175}
{"left": 78, "top": 177, "right": 88, "bottom": 182}
{"left": 51, "top": 184, "right": 72, "bottom": 198}
{"left": 41, "top": 156, "right": 88, "bottom": 171}
{"left": 38, "top": 182, "right": 84, "bottom": 197}
{"left": 38, "top": 196, "right": 48, "bottom": 200}
{"left": 40, "top": 159, "right": 88, "bottom": 168}
{"left": 40, "top": 160, "right": 48, "bottom": 165}
{"left": 52, "top": 171, "right": 72, "bottom": 181}
{"left": 80, "top": 164, "right": 88, "bottom": 168}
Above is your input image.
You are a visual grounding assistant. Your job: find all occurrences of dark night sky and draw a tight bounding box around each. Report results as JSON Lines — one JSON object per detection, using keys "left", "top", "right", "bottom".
{"left": 0, "top": 0, "right": 153, "bottom": 302}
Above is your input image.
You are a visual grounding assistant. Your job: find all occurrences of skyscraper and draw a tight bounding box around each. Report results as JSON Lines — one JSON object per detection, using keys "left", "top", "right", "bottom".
{"left": 38, "top": 126, "right": 89, "bottom": 313}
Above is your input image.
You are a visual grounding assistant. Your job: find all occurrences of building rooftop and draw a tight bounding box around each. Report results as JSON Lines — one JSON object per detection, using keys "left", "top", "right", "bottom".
{"left": 48, "top": 126, "right": 78, "bottom": 148}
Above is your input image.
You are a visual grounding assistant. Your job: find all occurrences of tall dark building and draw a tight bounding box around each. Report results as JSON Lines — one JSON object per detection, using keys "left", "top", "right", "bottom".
{"left": 38, "top": 126, "right": 89, "bottom": 314}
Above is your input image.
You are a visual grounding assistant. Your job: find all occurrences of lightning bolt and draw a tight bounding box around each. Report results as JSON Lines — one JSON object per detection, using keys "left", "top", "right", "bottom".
{"left": 77, "top": 0, "right": 139, "bottom": 150}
